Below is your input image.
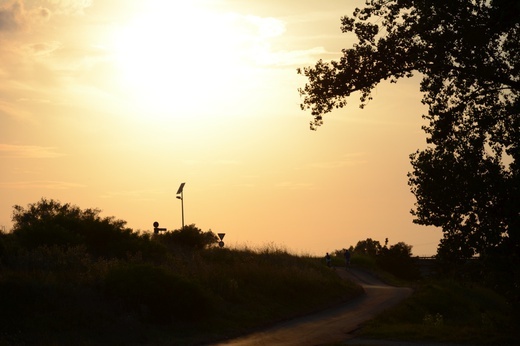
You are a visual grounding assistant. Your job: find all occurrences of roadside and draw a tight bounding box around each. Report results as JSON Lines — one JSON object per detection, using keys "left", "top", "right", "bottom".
{"left": 212, "top": 267, "right": 412, "bottom": 346}
{"left": 342, "top": 339, "right": 469, "bottom": 346}
{"left": 339, "top": 269, "right": 475, "bottom": 346}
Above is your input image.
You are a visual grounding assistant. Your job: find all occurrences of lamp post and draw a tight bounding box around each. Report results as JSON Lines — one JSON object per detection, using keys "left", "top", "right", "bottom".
{"left": 176, "top": 182, "right": 185, "bottom": 229}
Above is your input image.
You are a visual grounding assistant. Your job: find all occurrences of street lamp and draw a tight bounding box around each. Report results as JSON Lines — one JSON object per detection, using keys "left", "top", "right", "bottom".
{"left": 176, "top": 182, "right": 185, "bottom": 229}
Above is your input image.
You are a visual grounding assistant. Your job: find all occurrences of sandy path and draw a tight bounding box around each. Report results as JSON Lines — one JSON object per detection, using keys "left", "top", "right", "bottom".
{"left": 211, "top": 267, "right": 412, "bottom": 346}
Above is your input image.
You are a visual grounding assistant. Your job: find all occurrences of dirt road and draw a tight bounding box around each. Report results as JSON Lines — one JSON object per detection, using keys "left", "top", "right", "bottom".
{"left": 211, "top": 267, "right": 412, "bottom": 346}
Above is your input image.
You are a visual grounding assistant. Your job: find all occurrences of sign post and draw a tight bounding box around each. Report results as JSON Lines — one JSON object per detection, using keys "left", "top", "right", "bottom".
{"left": 218, "top": 233, "right": 226, "bottom": 248}
{"left": 153, "top": 221, "right": 167, "bottom": 234}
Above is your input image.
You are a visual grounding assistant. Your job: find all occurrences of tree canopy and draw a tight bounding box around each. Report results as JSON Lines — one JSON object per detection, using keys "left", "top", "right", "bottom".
{"left": 298, "top": 0, "right": 519, "bottom": 263}
{"left": 10, "top": 198, "right": 143, "bottom": 258}
{"left": 354, "top": 238, "right": 382, "bottom": 257}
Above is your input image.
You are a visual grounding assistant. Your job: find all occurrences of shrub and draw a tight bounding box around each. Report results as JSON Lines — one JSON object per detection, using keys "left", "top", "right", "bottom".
{"left": 10, "top": 198, "right": 148, "bottom": 258}
{"left": 354, "top": 238, "right": 382, "bottom": 257}
{"left": 155, "top": 224, "right": 218, "bottom": 250}
{"left": 377, "top": 242, "right": 421, "bottom": 280}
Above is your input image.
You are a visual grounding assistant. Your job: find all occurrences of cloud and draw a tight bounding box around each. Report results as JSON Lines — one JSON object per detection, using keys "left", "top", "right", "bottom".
{"left": 254, "top": 46, "right": 331, "bottom": 67}
{"left": 0, "top": 1, "right": 52, "bottom": 33}
{"left": 233, "top": 183, "right": 255, "bottom": 188}
{"left": 0, "top": 0, "right": 26, "bottom": 32}
{"left": 275, "top": 181, "right": 314, "bottom": 190}
{"left": 99, "top": 189, "right": 164, "bottom": 201}
{"left": 26, "top": 40, "right": 61, "bottom": 56}
{"left": 304, "top": 153, "right": 368, "bottom": 169}
{"left": 0, "top": 143, "right": 65, "bottom": 158}
{"left": 34, "top": 6, "right": 51, "bottom": 20}
{"left": 184, "top": 159, "right": 240, "bottom": 166}
{"left": 0, "top": 180, "right": 85, "bottom": 189}
{"left": 16, "top": 97, "right": 52, "bottom": 103}
{"left": 244, "top": 15, "right": 286, "bottom": 38}
{"left": 41, "top": 0, "right": 92, "bottom": 15}
{"left": 215, "top": 159, "right": 240, "bottom": 165}
{"left": 0, "top": 0, "right": 89, "bottom": 35}
{"left": 222, "top": 14, "right": 337, "bottom": 67}
{"left": 0, "top": 99, "right": 35, "bottom": 121}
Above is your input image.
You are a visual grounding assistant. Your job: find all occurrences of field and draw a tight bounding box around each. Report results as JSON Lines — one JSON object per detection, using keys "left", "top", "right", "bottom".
{"left": 1, "top": 201, "right": 518, "bottom": 345}
{"left": 0, "top": 241, "right": 362, "bottom": 345}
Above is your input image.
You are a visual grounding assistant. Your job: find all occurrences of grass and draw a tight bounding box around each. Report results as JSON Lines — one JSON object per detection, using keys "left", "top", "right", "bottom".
{"left": 353, "top": 278, "right": 518, "bottom": 345}
{"left": 328, "top": 252, "right": 519, "bottom": 345}
{"left": 0, "top": 242, "right": 362, "bottom": 345}
{"left": 2, "top": 228, "right": 518, "bottom": 345}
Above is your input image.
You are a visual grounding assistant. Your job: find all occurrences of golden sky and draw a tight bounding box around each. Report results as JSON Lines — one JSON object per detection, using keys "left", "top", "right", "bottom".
{"left": 0, "top": 0, "right": 442, "bottom": 256}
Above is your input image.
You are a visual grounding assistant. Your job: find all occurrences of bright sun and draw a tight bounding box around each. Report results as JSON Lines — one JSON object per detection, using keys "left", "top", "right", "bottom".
{"left": 110, "top": 1, "right": 280, "bottom": 117}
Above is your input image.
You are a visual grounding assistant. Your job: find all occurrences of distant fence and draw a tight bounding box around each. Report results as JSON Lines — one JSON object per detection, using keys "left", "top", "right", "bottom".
{"left": 414, "top": 256, "right": 480, "bottom": 277}
{"left": 415, "top": 256, "right": 437, "bottom": 276}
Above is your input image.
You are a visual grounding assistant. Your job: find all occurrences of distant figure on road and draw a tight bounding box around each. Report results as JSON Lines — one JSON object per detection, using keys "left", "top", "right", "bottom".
{"left": 325, "top": 252, "right": 331, "bottom": 267}
{"left": 344, "top": 249, "right": 351, "bottom": 269}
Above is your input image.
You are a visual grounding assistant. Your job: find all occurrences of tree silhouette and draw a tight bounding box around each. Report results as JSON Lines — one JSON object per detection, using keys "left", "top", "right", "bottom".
{"left": 298, "top": 1, "right": 519, "bottom": 266}
{"left": 156, "top": 224, "right": 218, "bottom": 250}
{"left": 378, "top": 242, "right": 421, "bottom": 280}
{"left": 11, "top": 198, "right": 142, "bottom": 258}
{"left": 354, "top": 238, "right": 382, "bottom": 257}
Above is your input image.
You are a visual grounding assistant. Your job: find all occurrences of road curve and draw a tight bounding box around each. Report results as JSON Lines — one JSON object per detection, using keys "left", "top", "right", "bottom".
{"left": 211, "top": 268, "right": 412, "bottom": 346}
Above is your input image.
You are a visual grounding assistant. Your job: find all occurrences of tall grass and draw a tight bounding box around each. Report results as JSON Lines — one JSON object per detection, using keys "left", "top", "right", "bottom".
{"left": 357, "top": 279, "right": 518, "bottom": 345}
{"left": 328, "top": 248, "right": 518, "bottom": 344}
{"left": 0, "top": 241, "right": 361, "bottom": 345}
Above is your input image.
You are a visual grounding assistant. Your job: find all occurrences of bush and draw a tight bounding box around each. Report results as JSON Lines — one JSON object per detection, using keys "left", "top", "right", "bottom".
{"left": 155, "top": 224, "right": 218, "bottom": 250}
{"left": 377, "top": 242, "right": 421, "bottom": 280}
{"left": 354, "top": 238, "right": 382, "bottom": 257}
{"left": 10, "top": 199, "right": 148, "bottom": 258}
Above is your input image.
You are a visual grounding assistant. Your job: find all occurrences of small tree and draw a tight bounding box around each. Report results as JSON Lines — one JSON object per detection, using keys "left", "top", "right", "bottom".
{"left": 354, "top": 238, "right": 382, "bottom": 257}
{"left": 11, "top": 198, "right": 142, "bottom": 258}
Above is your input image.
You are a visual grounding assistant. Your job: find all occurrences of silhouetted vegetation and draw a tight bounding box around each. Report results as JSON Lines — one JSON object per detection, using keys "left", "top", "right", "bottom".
{"left": 359, "top": 279, "right": 518, "bottom": 345}
{"left": 104, "top": 263, "right": 215, "bottom": 324}
{"left": 0, "top": 199, "right": 360, "bottom": 345}
{"left": 299, "top": 0, "right": 520, "bottom": 309}
{"left": 377, "top": 242, "right": 421, "bottom": 281}
{"left": 330, "top": 238, "right": 518, "bottom": 343}
{"left": 155, "top": 223, "right": 219, "bottom": 250}
{"left": 354, "top": 238, "right": 382, "bottom": 257}
{"left": 2, "top": 200, "right": 518, "bottom": 344}
{"left": 334, "top": 238, "right": 421, "bottom": 281}
{"left": 10, "top": 198, "right": 147, "bottom": 259}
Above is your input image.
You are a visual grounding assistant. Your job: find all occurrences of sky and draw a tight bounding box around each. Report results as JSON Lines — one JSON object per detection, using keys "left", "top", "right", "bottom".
{"left": 0, "top": 0, "right": 443, "bottom": 256}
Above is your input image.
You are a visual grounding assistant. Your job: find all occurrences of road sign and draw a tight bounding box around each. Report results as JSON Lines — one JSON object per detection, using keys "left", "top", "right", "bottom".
{"left": 218, "top": 233, "right": 225, "bottom": 240}
{"left": 153, "top": 221, "right": 166, "bottom": 234}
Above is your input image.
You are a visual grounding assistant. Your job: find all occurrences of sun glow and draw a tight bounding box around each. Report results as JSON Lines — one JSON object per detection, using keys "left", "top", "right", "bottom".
{"left": 110, "top": 1, "right": 283, "bottom": 117}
